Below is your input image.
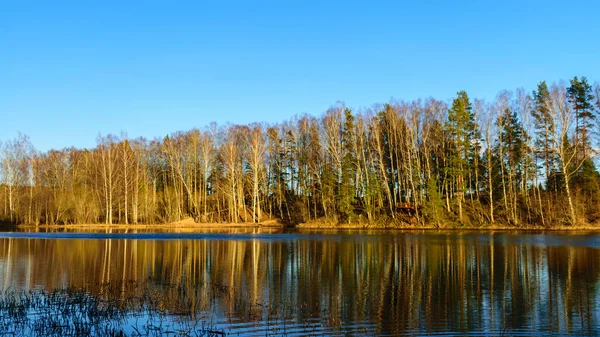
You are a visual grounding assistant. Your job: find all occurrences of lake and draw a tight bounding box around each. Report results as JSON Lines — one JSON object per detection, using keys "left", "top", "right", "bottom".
{"left": 1, "top": 229, "right": 599, "bottom": 336}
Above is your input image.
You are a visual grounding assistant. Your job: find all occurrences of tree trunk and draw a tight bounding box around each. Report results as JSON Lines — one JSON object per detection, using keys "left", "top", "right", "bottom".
{"left": 487, "top": 148, "right": 494, "bottom": 223}
{"left": 562, "top": 159, "right": 577, "bottom": 225}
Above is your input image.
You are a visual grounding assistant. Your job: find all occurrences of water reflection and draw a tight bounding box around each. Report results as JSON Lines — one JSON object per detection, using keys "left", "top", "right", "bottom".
{"left": 0, "top": 231, "right": 599, "bottom": 336}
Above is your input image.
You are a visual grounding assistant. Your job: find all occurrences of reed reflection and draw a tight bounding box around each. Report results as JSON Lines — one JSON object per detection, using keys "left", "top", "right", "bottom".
{"left": 0, "top": 232, "right": 599, "bottom": 335}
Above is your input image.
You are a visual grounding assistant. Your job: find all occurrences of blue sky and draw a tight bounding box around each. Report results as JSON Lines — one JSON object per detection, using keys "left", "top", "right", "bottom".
{"left": 1, "top": 0, "right": 599, "bottom": 151}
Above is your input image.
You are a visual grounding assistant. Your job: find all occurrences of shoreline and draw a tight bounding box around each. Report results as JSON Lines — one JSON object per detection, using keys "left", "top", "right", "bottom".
{"left": 295, "top": 223, "right": 600, "bottom": 231}
{"left": 16, "top": 222, "right": 281, "bottom": 230}
{"left": 13, "top": 221, "right": 600, "bottom": 232}
{"left": 14, "top": 217, "right": 287, "bottom": 230}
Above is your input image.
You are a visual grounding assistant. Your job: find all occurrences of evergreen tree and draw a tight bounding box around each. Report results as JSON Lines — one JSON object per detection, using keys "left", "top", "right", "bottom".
{"left": 567, "top": 76, "right": 595, "bottom": 161}
{"left": 423, "top": 177, "right": 445, "bottom": 227}
{"left": 496, "top": 107, "right": 528, "bottom": 225}
{"left": 498, "top": 108, "right": 527, "bottom": 186}
{"left": 445, "top": 91, "right": 478, "bottom": 222}
{"left": 339, "top": 108, "right": 356, "bottom": 222}
{"left": 572, "top": 160, "right": 600, "bottom": 195}
{"left": 532, "top": 81, "right": 557, "bottom": 191}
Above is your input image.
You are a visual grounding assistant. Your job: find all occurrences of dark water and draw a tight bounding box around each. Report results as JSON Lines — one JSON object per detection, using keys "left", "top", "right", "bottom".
{"left": 1, "top": 229, "right": 599, "bottom": 336}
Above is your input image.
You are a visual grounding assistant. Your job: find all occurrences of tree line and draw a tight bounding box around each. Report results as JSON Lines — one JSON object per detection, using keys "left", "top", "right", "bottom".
{"left": 1, "top": 77, "right": 599, "bottom": 227}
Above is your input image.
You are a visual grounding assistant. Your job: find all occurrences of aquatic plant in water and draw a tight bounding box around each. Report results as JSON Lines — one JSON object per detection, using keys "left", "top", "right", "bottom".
{"left": 0, "top": 280, "right": 226, "bottom": 337}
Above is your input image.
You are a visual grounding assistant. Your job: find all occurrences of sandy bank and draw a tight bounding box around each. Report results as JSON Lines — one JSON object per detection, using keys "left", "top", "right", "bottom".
{"left": 15, "top": 217, "right": 600, "bottom": 231}
{"left": 17, "top": 217, "right": 285, "bottom": 230}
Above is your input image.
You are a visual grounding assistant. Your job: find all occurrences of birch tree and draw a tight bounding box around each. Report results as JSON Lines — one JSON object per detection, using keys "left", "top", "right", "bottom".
{"left": 247, "top": 123, "right": 267, "bottom": 223}
{"left": 97, "top": 134, "right": 118, "bottom": 224}
{"left": 551, "top": 82, "right": 581, "bottom": 224}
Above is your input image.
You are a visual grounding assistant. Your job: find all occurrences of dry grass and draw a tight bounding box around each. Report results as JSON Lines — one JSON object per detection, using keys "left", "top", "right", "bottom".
{"left": 17, "top": 216, "right": 600, "bottom": 231}
{"left": 18, "top": 217, "right": 286, "bottom": 231}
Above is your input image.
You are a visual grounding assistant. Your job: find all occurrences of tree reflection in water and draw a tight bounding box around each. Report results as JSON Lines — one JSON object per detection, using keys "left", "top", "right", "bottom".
{"left": 0, "top": 231, "right": 599, "bottom": 336}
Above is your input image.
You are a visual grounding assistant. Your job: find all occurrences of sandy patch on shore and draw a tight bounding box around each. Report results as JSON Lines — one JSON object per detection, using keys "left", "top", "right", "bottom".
{"left": 18, "top": 217, "right": 285, "bottom": 230}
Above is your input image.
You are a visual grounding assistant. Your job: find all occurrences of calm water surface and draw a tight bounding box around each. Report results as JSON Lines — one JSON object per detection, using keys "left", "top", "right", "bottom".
{"left": 1, "top": 229, "right": 599, "bottom": 336}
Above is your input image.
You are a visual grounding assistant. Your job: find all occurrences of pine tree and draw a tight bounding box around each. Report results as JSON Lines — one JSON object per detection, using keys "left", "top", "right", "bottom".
{"left": 499, "top": 108, "right": 527, "bottom": 185}
{"left": 496, "top": 107, "right": 528, "bottom": 225}
{"left": 423, "top": 177, "right": 445, "bottom": 227}
{"left": 339, "top": 108, "right": 356, "bottom": 222}
{"left": 532, "top": 81, "right": 557, "bottom": 191}
{"left": 445, "top": 91, "right": 478, "bottom": 222}
{"left": 567, "top": 76, "right": 595, "bottom": 161}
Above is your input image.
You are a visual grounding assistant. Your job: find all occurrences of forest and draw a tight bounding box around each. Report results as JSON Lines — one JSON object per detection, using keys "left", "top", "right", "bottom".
{"left": 1, "top": 77, "right": 599, "bottom": 228}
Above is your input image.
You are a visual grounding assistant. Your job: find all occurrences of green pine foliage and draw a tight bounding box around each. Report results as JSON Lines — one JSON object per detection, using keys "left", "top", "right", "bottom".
{"left": 568, "top": 76, "right": 596, "bottom": 160}
{"left": 532, "top": 81, "right": 558, "bottom": 191}
{"left": 423, "top": 178, "right": 445, "bottom": 227}
{"left": 338, "top": 108, "right": 356, "bottom": 222}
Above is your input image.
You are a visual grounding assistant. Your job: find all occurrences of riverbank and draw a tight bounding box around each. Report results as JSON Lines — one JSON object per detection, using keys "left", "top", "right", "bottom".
{"left": 16, "top": 217, "right": 285, "bottom": 231}
{"left": 14, "top": 220, "right": 600, "bottom": 231}
{"left": 295, "top": 222, "right": 600, "bottom": 231}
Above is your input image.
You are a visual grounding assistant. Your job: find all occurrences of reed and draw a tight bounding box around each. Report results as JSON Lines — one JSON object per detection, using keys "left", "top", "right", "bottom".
{"left": 0, "top": 278, "right": 343, "bottom": 336}
{"left": 0, "top": 280, "right": 225, "bottom": 337}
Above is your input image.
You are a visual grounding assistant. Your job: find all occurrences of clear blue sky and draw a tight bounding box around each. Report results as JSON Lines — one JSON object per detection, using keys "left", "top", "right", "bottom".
{"left": 1, "top": 0, "right": 599, "bottom": 152}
